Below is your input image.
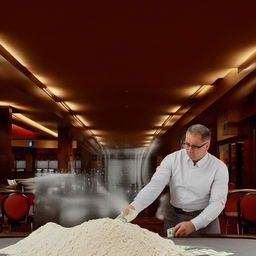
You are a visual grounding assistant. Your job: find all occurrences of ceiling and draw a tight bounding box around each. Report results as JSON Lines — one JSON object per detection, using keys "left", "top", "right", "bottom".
{"left": 1, "top": 1, "right": 256, "bottom": 149}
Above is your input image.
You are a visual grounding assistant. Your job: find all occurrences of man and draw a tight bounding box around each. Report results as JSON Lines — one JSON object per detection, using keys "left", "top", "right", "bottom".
{"left": 122, "top": 124, "right": 228, "bottom": 236}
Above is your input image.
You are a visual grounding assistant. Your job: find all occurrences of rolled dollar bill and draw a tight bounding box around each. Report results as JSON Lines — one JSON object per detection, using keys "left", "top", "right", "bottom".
{"left": 167, "top": 227, "right": 174, "bottom": 238}
{"left": 115, "top": 214, "right": 129, "bottom": 223}
{"left": 115, "top": 208, "right": 138, "bottom": 223}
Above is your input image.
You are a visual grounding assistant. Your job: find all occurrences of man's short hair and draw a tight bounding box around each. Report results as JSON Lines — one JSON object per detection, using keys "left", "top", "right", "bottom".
{"left": 186, "top": 124, "right": 211, "bottom": 142}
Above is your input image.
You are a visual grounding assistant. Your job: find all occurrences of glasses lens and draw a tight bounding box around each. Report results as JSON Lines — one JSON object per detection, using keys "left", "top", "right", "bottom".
{"left": 183, "top": 142, "right": 206, "bottom": 149}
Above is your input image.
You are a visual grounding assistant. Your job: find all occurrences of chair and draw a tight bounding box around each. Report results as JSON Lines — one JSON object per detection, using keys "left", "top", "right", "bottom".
{"left": 228, "top": 182, "right": 236, "bottom": 190}
{"left": 0, "top": 193, "right": 8, "bottom": 232}
{"left": 223, "top": 189, "right": 256, "bottom": 234}
{"left": 24, "top": 192, "right": 35, "bottom": 215}
{"left": 25, "top": 192, "right": 35, "bottom": 205}
{"left": 237, "top": 192, "right": 256, "bottom": 235}
{"left": 1, "top": 193, "right": 33, "bottom": 231}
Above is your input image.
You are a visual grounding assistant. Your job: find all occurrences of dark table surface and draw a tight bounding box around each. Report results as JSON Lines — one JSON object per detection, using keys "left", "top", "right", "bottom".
{"left": 0, "top": 237, "right": 22, "bottom": 250}
{"left": 173, "top": 236, "right": 256, "bottom": 256}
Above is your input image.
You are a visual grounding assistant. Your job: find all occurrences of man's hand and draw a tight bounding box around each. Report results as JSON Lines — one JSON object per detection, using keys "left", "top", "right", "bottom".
{"left": 122, "top": 205, "right": 135, "bottom": 216}
{"left": 173, "top": 221, "right": 195, "bottom": 237}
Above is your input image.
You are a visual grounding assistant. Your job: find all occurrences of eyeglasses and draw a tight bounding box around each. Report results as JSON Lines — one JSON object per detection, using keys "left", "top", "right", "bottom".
{"left": 182, "top": 142, "right": 208, "bottom": 150}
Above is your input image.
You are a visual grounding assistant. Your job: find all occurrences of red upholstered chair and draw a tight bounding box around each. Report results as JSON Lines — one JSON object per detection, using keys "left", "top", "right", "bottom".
{"left": 1, "top": 193, "right": 33, "bottom": 231}
{"left": 223, "top": 190, "right": 252, "bottom": 234}
{"left": 0, "top": 193, "right": 8, "bottom": 231}
{"left": 25, "top": 193, "right": 35, "bottom": 205}
{"left": 24, "top": 192, "right": 35, "bottom": 216}
{"left": 237, "top": 192, "right": 256, "bottom": 235}
{"left": 228, "top": 182, "right": 236, "bottom": 190}
{"left": 0, "top": 194, "right": 7, "bottom": 206}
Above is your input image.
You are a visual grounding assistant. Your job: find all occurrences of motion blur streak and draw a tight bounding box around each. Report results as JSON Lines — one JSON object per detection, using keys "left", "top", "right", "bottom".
{"left": 31, "top": 142, "right": 159, "bottom": 228}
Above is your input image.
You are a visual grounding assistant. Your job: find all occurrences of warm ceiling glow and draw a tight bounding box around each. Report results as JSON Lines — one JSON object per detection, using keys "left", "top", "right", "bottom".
{"left": 0, "top": 55, "right": 6, "bottom": 63}
{"left": 141, "top": 139, "right": 152, "bottom": 144}
{"left": 65, "top": 102, "right": 85, "bottom": 112}
{"left": 239, "top": 61, "right": 256, "bottom": 73}
{"left": 144, "top": 135, "right": 154, "bottom": 139}
{"left": 205, "top": 68, "right": 235, "bottom": 83}
{"left": 230, "top": 46, "right": 256, "bottom": 67}
{"left": 0, "top": 101, "right": 12, "bottom": 106}
{"left": 154, "top": 114, "right": 177, "bottom": 136}
{"left": 88, "top": 129, "right": 96, "bottom": 136}
{"left": 0, "top": 39, "right": 27, "bottom": 66}
{"left": 91, "top": 130, "right": 107, "bottom": 135}
{"left": 217, "top": 68, "right": 235, "bottom": 78}
{"left": 237, "top": 51, "right": 256, "bottom": 73}
{"left": 178, "top": 105, "right": 193, "bottom": 115}
{"left": 1, "top": 40, "right": 100, "bottom": 146}
{"left": 143, "top": 130, "right": 156, "bottom": 135}
{"left": 154, "top": 82, "right": 216, "bottom": 137}
{"left": 76, "top": 115, "right": 91, "bottom": 127}
{"left": 0, "top": 101, "right": 30, "bottom": 112}
{"left": 47, "top": 86, "right": 66, "bottom": 98}
{"left": 56, "top": 101, "right": 70, "bottom": 112}
{"left": 72, "top": 115, "right": 84, "bottom": 127}
{"left": 42, "top": 87, "right": 54, "bottom": 98}
{"left": 12, "top": 113, "right": 57, "bottom": 137}
{"left": 154, "top": 115, "right": 170, "bottom": 127}
{"left": 167, "top": 105, "right": 181, "bottom": 113}
{"left": 192, "top": 84, "right": 214, "bottom": 98}
{"left": 184, "top": 85, "right": 202, "bottom": 96}
{"left": 33, "top": 74, "right": 50, "bottom": 85}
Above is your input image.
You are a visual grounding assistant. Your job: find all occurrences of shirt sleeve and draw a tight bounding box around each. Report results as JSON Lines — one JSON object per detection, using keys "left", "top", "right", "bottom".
{"left": 190, "top": 162, "right": 229, "bottom": 231}
{"left": 131, "top": 155, "right": 172, "bottom": 212}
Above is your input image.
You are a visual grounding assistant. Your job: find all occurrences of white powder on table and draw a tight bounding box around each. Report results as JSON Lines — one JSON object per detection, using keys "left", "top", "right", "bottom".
{"left": 0, "top": 218, "right": 183, "bottom": 256}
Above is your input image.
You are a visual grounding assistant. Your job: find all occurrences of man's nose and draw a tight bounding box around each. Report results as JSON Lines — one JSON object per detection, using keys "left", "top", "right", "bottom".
{"left": 187, "top": 146, "right": 193, "bottom": 152}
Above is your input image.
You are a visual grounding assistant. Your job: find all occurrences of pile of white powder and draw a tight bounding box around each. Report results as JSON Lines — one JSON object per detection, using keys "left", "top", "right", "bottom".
{"left": 0, "top": 218, "right": 183, "bottom": 256}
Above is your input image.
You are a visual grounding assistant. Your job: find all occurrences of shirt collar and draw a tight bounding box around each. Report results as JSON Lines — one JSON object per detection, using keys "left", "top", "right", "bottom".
{"left": 185, "top": 150, "right": 209, "bottom": 167}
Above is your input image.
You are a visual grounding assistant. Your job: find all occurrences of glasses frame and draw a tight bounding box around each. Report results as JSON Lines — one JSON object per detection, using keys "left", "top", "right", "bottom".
{"left": 182, "top": 142, "right": 208, "bottom": 150}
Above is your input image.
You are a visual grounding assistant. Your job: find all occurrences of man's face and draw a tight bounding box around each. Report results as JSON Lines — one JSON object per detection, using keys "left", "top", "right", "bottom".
{"left": 184, "top": 132, "right": 210, "bottom": 161}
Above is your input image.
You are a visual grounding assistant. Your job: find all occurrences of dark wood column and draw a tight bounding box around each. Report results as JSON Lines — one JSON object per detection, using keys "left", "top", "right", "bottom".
{"left": 0, "top": 106, "right": 12, "bottom": 184}
{"left": 25, "top": 151, "right": 34, "bottom": 172}
{"left": 57, "top": 127, "right": 72, "bottom": 172}
{"left": 79, "top": 141, "right": 91, "bottom": 172}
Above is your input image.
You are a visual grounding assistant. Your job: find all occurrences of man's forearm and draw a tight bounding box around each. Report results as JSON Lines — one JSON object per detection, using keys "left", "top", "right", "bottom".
{"left": 191, "top": 200, "right": 225, "bottom": 230}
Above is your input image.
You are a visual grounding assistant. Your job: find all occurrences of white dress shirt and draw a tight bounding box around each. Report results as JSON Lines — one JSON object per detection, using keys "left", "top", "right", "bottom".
{"left": 131, "top": 149, "right": 229, "bottom": 230}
